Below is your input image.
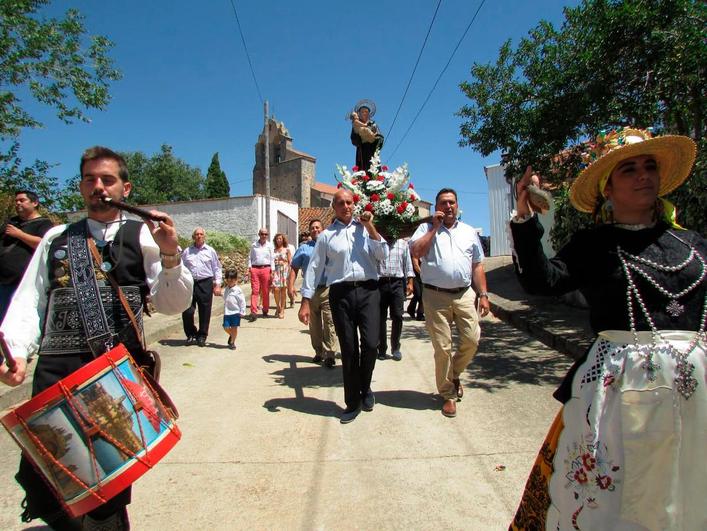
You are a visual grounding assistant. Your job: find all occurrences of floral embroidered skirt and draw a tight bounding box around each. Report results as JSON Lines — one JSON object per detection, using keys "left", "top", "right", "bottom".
{"left": 511, "top": 330, "right": 706, "bottom": 530}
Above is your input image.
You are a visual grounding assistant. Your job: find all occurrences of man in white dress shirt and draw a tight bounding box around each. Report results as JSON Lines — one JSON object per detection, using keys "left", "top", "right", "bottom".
{"left": 181, "top": 227, "right": 223, "bottom": 346}
{"left": 0, "top": 146, "right": 193, "bottom": 530}
{"left": 248, "top": 227, "right": 274, "bottom": 320}
{"left": 410, "top": 188, "right": 490, "bottom": 419}
{"left": 299, "top": 189, "right": 388, "bottom": 423}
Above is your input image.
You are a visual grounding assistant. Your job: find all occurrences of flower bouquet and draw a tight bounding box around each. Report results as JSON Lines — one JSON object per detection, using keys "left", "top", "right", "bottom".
{"left": 336, "top": 148, "right": 428, "bottom": 241}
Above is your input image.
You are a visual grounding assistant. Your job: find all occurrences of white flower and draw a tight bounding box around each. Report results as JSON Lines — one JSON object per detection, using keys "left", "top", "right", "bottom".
{"left": 369, "top": 148, "right": 382, "bottom": 175}
{"left": 366, "top": 180, "right": 385, "bottom": 192}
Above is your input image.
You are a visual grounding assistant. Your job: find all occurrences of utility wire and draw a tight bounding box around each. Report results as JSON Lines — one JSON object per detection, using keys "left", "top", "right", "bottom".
{"left": 228, "top": 0, "right": 264, "bottom": 104}
{"left": 385, "top": 0, "right": 443, "bottom": 141}
{"left": 386, "top": 0, "right": 486, "bottom": 162}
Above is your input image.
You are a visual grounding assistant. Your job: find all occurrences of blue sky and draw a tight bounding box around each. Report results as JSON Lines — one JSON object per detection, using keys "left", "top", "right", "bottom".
{"left": 16, "top": 0, "right": 578, "bottom": 234}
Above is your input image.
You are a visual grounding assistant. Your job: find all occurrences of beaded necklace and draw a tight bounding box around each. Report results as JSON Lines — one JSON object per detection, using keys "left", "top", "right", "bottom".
{"left": 617, "top": 231, "right": 706, "bottom": 399}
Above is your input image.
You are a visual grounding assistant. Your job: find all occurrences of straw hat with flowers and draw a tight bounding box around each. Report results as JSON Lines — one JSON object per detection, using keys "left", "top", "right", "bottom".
{"left": 570, "top": 127, "right": 697, "bottom": 213}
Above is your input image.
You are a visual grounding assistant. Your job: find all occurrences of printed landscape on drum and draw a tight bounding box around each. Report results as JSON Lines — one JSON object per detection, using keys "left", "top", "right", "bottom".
{"left": 20, "top": 359, "right": 169, "bottom": 500}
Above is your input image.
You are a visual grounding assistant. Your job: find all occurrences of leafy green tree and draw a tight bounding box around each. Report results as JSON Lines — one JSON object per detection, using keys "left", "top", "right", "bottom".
{"left": 0, "top": 0, "right": 121, "bottom": 208}
{"left": 121, "top": 145, "right": 206, "bottom": 205}
{"left": 205, "top": 152, "right": 230, "bottom": 198}
{"left": 458, "top": 0, "right": 706, "bottom": 245}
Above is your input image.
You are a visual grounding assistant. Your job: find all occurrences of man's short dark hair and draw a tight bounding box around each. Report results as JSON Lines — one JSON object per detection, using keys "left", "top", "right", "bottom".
{"left": 308, "top": 218, "right": 322, "bottom": 228}
{"left": 80, "top": 146, "right": 130, "bottom": 182}
{"left": 435, "top": 188, "right": 458, "bottom": 204}
{"left": 15, "top": 190, "right": 39, "bottom": 204}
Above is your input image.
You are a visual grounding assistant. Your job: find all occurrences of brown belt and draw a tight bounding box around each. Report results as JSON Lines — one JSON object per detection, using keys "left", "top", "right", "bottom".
{"left": 423, "top": 283, "right": 469, "bottom": 294}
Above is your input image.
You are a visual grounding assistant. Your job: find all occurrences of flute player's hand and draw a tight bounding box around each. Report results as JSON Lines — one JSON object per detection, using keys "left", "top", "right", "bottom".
{"left": 144, "top": 211, "right": 179, "bottom": 255}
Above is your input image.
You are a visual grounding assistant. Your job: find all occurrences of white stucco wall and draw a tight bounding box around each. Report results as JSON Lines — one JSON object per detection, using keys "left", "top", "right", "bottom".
{"left": 67, "top": 194, "right": 299, "bottom": 243}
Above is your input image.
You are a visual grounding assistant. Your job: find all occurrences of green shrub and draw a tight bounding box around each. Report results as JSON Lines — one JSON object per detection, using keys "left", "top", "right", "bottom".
{"left": 178, "top": 230, "right": 250, "bottom": 254}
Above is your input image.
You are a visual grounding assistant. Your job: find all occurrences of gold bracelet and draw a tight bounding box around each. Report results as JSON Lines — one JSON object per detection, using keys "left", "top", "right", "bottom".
{"left": 160, "top": 252, "right": 181, "bottom": 268}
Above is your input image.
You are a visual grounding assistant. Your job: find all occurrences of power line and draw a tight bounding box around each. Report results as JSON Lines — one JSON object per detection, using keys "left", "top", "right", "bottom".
{"left": 385, "top": 0, "right": 443, "bottom": 141}
{"left": 228, "top": 0, "right": 264, "bottom": 104}
{"left": 386, "top": 0, "right": 486, "bottom": 163}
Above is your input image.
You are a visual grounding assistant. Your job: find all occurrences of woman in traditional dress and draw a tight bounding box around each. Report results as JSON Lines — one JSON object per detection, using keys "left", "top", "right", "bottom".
{"left": 271, "top": 233, "right": 291, "bottom": 319}
{"left": 509, "top": 127, "right": 705, "bottom": 530}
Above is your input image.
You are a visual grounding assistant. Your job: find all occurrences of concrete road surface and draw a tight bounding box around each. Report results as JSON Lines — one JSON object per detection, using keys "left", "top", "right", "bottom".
{"left": 0, "top": 305, "right": 572, "bottom": 530}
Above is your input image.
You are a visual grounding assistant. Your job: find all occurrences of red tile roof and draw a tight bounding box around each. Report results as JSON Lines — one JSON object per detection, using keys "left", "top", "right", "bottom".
{"left": 299, "top": 207, "right": 335, "bottom": 235}
{"left": 311, "top": 182, "right": 339, "bottom": 195}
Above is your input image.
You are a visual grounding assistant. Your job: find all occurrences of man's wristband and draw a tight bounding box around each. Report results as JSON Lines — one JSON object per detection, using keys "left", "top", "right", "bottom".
{"left": 160, "top": 252, "right": 181, "bottom": 268}
{"left": 477, "top": 291, "right": 489, "bottom": 299}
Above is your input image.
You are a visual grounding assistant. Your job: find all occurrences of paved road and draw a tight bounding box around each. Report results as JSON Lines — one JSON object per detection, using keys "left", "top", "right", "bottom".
{"left": 0, "top": 304, "right": 573, "bottom": 530}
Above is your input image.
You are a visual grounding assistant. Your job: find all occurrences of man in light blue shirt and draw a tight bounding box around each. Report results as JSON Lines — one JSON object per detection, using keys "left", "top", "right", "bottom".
{"left": 299, "top": 190, "right": 388, "bottom": 423}
{"left": 288, "top": 219, "right": 337, "bottom": 367}
{"left": 410, "top": 188, "right": 490, "bottom": 419}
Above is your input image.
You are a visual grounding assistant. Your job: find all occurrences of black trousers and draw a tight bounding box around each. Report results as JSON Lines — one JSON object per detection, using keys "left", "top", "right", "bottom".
{"left": 407, "top": 272, "right": 424, "bottom": 317}
{"left": 182, "top": 277, "right": 214, "bottom": 339}
{"left": 329, "top": 281, "right": 380, "bottom": 411}
{"left": 378, "top": 277, "right": 405, "bottom": 354}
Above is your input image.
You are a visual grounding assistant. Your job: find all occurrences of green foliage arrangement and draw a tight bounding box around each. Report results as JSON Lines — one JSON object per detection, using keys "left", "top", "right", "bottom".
{"left": 458, "top": 0, "right": 706, "bottom": 245}
{"left": 0, "top": 0, "right": 121, "bottom": 208}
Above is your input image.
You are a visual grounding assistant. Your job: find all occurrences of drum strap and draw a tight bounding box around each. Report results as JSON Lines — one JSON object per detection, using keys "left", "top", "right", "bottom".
{"left": 67, "top": 221, "right": 114, "bottom": 357}
{"left": 87, "top": 238, "right": 146, "bottom": 351}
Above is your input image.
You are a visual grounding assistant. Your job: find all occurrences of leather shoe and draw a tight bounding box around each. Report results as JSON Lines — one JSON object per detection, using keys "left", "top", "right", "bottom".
{"left": 324, "top": 357, "right": 335, "bottom": 368}
{"left": 312, "top": 354, "right": 323, "bottom": 363}
{"left": 453, "top": 378, "right": 463, "bottom": 400}
{"left": 196, "top": 337, "right": 206, "bottom": 347}
{"left": 340, "top": 406, "right": 361, "bottom": 424}
{"left": 362, "top": 389, "right": 375, "bottom": 411}
{"left": 441, "top": 399, "right": 457, "bottom": 418}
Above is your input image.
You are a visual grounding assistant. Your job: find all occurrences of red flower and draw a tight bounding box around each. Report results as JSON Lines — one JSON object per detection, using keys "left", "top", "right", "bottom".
{"left": 596, "top": 475, "right": 613, "bottom": 490}
{"left": 377, "top": 174, "right": 385, "bottom": 181}
{"left": 409, "top": 195, "right": 416, "bottom": 202}
{"left": 387, "top": 192, "right": 395, "bottom": 200}
{"left": 352, "top": 166, "right": 359, "bottom": 172}
{"left": 363, "top": 175, "right": 370, "bottom": 182}
{"left": 396, "top": 205, "right": 405, "bottom": 214}
{"left": 353, "top": 194, "right": 360, "bottom": 203}
{"left": 400, "top": 201, "right": 408, "bottom": 209}
{"left": 370, "top": 193, "right": 380, "bottom": 202}
{"left": 573, "top": 469, "right": 588, "bottom": 484}
{"left": 337, "top": 182, "right": 342, "bottom": 188}
{"left": 581, "top": 454, "right": 596, "bottom": 471}
{"left": 408, "top": 183, "right": 414, "bottom": 189}
{"left": 382, "top": 165, "right": 388, "bottom": 171}
{"left": 364, "top": 203, "right": 374, "bottom": 212}
{"left": 352, "top": 178, "right": 358, "bottom": 185}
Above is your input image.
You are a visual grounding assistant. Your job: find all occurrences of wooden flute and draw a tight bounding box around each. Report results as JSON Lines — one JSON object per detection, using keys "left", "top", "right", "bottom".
{"left": 100, "top": 197, "right": 169, "bottom": 223}
{"left": 0, "top": 331, "right": 18, "bottom": 373}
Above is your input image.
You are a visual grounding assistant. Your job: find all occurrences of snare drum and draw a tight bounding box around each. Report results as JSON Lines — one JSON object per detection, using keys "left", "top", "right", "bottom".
{"left": 1, "top": 344, "right": 181, "bottom": 517}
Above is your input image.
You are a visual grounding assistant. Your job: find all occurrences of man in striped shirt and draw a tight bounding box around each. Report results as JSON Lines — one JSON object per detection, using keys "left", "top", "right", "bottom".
{"left": 377, "top": 238, "right": 414, "bottom": 361}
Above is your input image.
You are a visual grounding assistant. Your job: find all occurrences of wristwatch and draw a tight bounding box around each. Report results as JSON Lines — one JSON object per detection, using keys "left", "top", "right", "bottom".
{"left": 160, "top": 251, "right": 181, "bottom": 268}
{"left": 477, "top": 291, "right": 489, "bottom": 299}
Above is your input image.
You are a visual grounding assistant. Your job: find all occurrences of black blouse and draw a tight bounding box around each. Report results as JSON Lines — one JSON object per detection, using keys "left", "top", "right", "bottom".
{"left": 511, "top": 217, "right": 706, "bottom": 335}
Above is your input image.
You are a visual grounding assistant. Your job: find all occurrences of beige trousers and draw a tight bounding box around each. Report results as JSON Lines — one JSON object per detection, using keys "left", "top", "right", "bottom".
{"left": 423, "top": 287, "right": 481, "bottom": 400}
{"left": 309, "top": 286, "right": 337, "bottom": 359}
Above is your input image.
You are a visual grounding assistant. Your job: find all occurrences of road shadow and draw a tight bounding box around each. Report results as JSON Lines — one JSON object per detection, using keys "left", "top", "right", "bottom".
{"left": 400, "top": 318, "right": 573, "bottom": 394}
{"left": 262, "top": 353, "right": 345, "bottom": 418}
{"left": 374, "top": 389, "right": 440, "bottom": 411}
{"left": 159, "top": 338, "right": 188, "bottom": 347}
{"left": 467, "top": 320, "right": 573, "bottom": 392}
{"left": 263, "top": 396, "right": 342, "bottom": 418}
